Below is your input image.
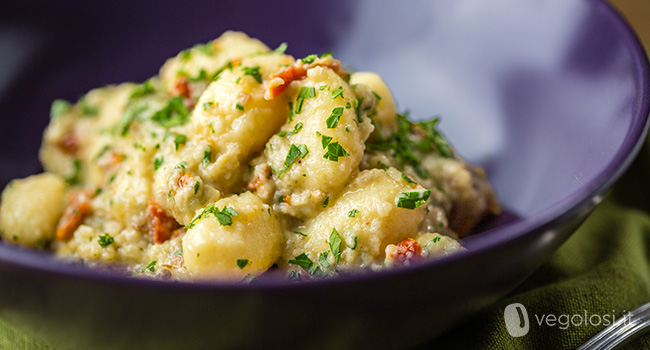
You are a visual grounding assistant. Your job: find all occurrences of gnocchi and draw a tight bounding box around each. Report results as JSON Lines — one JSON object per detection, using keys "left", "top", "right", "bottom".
{"left": 0, "top": 32, "right": 500, "bottom": 282}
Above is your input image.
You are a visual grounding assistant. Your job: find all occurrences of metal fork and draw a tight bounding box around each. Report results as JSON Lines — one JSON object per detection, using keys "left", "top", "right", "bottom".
{"left": 577, "top": 302, "right": 650, "bottom": 350}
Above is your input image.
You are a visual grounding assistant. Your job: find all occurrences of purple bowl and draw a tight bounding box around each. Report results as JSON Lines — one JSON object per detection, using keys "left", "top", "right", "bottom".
{"left": 0, "top": 1, "right": 649, "bottom": 349}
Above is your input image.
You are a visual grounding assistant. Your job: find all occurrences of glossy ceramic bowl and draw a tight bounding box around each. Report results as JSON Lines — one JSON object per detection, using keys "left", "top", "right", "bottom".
{"left": 0, "top": 1, "right": 649, "bottom": 349}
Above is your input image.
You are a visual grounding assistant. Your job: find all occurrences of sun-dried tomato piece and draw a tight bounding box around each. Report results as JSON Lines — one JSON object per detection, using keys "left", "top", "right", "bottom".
{"left": 172, "top": 76, "right": 191, "bottom": 99}
{"left": 147, "top": 201, "right": 180, "bottom": 244}
{"left": 57, "top": 132, "right": 79, "bottom": 155}
{"left": 56, "top": 190, "right": 92, "bottom": 241}
{"left": 265, "top": 58, "right": 350, "bottom": 100}
{"left": 385, "top": 238, "right": 422, "bottom": 266}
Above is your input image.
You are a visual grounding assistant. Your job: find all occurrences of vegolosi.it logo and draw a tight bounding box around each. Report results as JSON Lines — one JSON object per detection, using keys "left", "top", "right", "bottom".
{"left": 504, "top": 303, "right": 530, "bottom": 337}
{"left": 503, "top": 303, "right": 631, "bottom": 337}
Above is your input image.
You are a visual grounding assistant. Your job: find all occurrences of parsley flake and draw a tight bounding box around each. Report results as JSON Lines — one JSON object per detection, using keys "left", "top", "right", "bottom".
{"left": 319, "top": 251, "right": 330, "bottom": 268}
{"left": 185, "top": 205, "right": 239, "bottom": 228}
{"left": 203, "top": 146, "right": 212, "bottom": 165}
{"left": 151, "top": 97, "right": 190, "bottom": 128}
{"left": 50, "top": 99, "right": 71, "bottom": 119}
{"left": 97, "top": 233, "right": 114, "bottom": 248}
{"left": 277, "top": 122, "right": 303, "bottom": 137}
{"left": 172, "top": 133, "right": 187, "bottom": 151}
{"left": 143, "top": 260, "right": 157, "bottom": 273}
{"left": 293, "top": 231, "right": 307, "bottom": 237}
{"left": 329, "top": 228, "right": 342, "bottom": 263}
{"left": 320, "top": 134, "right": 333, "bottom": 149}
{"left": 288, "top": 253, "right": 326, "bottom": 277}
{"left": 278, "top": 144, "right": 309, "bottom": 176}
{"left": 203, "top": 101, "right": 214, "bottom": 111}
{"left": 273, "top": 42, "right": 288, "bottom": 54}
{"left": 322, "top": 196, "right": 330, "bottom": 208}
{"left": 66, "top": 158, "right": 82, "bottom": 185}
{"left": 350, "top": 236, "right": 359, "bottom": 250}
{"left": 242, "top": 66, "right": 262, "bottom": 84}
{"left": 326, "top": 107, "right": 344, "bottom": 128}
{"left": 235, "top": 103, "right": 244, "bottom": 111}
{"left": 401, "top": 174, "right": 417, "bottom": 184}
{"left": 193, "top": 181, "right": 200, "bottom": 195}
{"left": 322, "top": 142, "right": 349, "bottom": 161}
{"left": 154, "top": 157, "right": 164, "bottom": 171}
{"left": 353, "top": 98, "right": 363, "bottom": 123}
{"left": 294, "top": 87, "right": 316, "bottom": 114}
{"left": 332, "top": 86, "right": 344, "bottom": 99}
{"left": 301, "top": 54, "right": 318, "bottom": 63}
{"left": 396, "top": 190, "right": 432, "bottom": 209}
{"left": 236, "top": 259, "right": 249, "bottom": 269}
{"left": 347, "top": 209, "right": 359, "bottom": 217}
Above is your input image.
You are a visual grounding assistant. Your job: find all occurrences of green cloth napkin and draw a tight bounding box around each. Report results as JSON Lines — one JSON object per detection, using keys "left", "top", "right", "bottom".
{"left": 2, "top": 136, "right": 650, "bottom": 349}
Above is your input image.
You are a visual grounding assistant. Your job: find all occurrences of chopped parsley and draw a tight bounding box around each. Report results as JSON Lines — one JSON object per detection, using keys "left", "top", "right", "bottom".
{"left": 329, "top": 228, "right": 342, "bottom": 263}
{"left": 372, "top": 91, "right": 382, "bottom": 101}
{"left": 235, "top": 103, "right": 244, "bottom": 111}
{"left": 151, "top": 97, "right": 190, "bottom": 128}
{"left": 236, "top": 259, "right": 249, "bottom": 269}
{"left": 366, "top": 115, "right": 453, "bottom": 178}
{"left": 401, "top": 174, "right": 417, "bottom": 184}
{"left": 242, "top": 66, "right": 262, "bottom": 84}
{"left": 353, "top": 98, "right": 363, "bottom": 122}
{"left": 172, "top": 133, "right": 187, "bottom": 150}
{"left": 350, "top": 236, "right": 359, "bottom": 250}
{"left": 203, "top": 101, "right": 214, "bottom": 111}
{"left": 94, "top": 145, "right": 111, "bottom": 161}
{"left": 347, "top": 209, "right": 359, "bottom": 218}
{"left": 288, "top": 102, "right": 294, "bottom": 122}
{"left": 143, "top": 260, "right": 157, "bottom": 273}
{"left": 301, "top": 54, "right": 318, "bottom": 63}
{"left": 288, "top": 253, "right": 326, "bottom": 277}
{"left": 377, "top": 161, "right": 390, "bottom": 170}
{"left": 326, "top": 107, "right": 344, "bottom": 128}
{"left": 65, "top": 158, "right": 82, "bottom": 185}
{"left": 318, "top": 251, "right": 330, "bottom": 268}
{"left": 277, "top": 122, "right": 303, "bottom": 137}
{"left": 130, "top": 79, "right": 156, "bottom": 98}
{"left": 433, "top": 236, "right": 441, "bottom": 243}
{"left": 187, "top": 205, "right": 239, "bottom": 228}
{"left": 419, "top": 117, "right": 453, "bottom": 158}
{"left": 396, "top": 190, "right": 432, "bottom": 209}
{"left": 294, "top": 87, "right": 316, "bottom": 114}
{"left": 273, "top": 42, "right": 288, "bottom": 54}
{"left": 320, "top": 134, "right": 333, "bottom": 149}
{"left": 79, "top": 98, "right": 99, "bottom": 116}
{"left": 332, "top": 86, "right": 344, "bottom": 99}
{"left": 50, "top": 99, "right": 71, "bottom": 119}
{"left": 293, "top": 231, "right": 307, "bottom": 237}
{"left": 202, "top": 146, "right": 212, "bottom": 165}
{"left": 97, "top": 233, "right": 114, "bottom": 248}
{"left": 193, "top": 42, "right": 215, "bottom": 56}
{"left": 322, "top": 196, "right": 330, "bottom": 208}
{"left": 323, "top": 142, "right": 349, "bottom": 161}
{"left": 278, "top": 144, "right": 308, "bottom": 176}
{"left": 193, "top": 181, "right": 200, "bottom": 195}
{"left": 119, "top": 104, "right": 146, "bottom": 136}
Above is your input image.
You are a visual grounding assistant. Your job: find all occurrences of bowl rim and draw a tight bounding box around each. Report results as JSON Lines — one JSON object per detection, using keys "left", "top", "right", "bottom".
{"left": 0, "top": 0, "right": 649, "bottom": 292}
